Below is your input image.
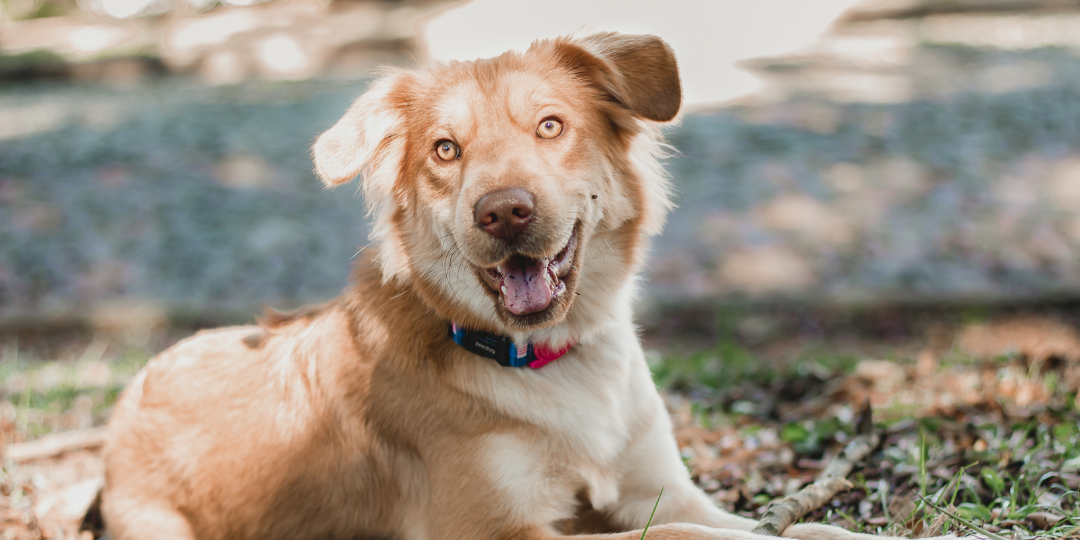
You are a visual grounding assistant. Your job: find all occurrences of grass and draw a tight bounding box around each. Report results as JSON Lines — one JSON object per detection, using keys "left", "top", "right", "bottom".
{"left": 890, "top": 417, "right": 1080, "bottom": 538}
{"left": 0, "top": 337, "right": 150, "bottom": 442}
{"left": 652, "top": 333, "right": 1080, "bottom": 539}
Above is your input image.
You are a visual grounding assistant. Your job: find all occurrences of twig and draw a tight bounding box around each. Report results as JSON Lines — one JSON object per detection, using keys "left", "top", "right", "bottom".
{"left": 751, "top": 400, "right": 880, "bottom": 536}
{"left": 4, "top": 427, "right": 108, "bottom": 463}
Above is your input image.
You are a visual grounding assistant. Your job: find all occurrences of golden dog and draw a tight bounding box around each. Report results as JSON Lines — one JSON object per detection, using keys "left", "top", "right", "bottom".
{"left": 101, "top": 33, "right": 959, "bottom": 540}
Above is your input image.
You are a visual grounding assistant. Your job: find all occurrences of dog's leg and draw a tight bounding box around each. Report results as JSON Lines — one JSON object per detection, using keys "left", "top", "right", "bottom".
{"left": 507, "top": 524, "right": 791, "bottom": 540}
{"left": 778, "top": 525, "right": 962, "bottom": 540}
{"left": 605, "top": 396, "right": 963, "bottom": 540}
{"left": 602, "top": 397, "right": 761, "bottom": 533}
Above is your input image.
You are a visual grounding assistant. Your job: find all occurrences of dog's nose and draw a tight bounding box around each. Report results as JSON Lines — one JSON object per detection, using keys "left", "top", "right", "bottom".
{"left": 474, "top": 188, "right": 535, "bottom": 243}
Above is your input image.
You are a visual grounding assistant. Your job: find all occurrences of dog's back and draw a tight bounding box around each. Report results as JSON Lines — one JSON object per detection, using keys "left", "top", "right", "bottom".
{"left": 102, "top": 300, "right": 415, "bottom": 539}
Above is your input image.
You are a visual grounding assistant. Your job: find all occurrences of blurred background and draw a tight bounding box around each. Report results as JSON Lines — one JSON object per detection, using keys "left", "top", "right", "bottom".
{"left": 3, "top": 0, "right": 1080, "bottom": 341}
{"left": 2, "top": 1, "right": 1080, "bottom": 538}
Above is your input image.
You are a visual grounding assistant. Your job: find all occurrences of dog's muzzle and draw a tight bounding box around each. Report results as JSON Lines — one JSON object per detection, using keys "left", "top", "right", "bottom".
{"left": 479, "top": 226, "right": 577, "bottom": 316}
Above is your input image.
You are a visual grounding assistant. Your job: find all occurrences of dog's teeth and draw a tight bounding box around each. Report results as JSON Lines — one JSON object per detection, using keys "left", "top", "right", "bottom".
{"left": 500, "top": 285, "right": 507, "bottom": 295}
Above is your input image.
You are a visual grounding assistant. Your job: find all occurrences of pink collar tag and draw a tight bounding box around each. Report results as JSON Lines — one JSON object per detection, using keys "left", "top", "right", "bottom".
{"left": 527, "top": 341, "right": 576, "bottom": 369}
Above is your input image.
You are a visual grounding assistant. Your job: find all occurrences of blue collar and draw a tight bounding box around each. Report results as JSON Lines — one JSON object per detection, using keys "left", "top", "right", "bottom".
{"left": 449, "top": 323, "right": 574, "bottom": 369}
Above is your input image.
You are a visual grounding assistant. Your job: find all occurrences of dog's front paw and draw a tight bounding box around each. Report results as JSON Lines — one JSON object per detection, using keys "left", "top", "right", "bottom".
{"left": 780, "top": 523, "right": 979, "bottom": 540}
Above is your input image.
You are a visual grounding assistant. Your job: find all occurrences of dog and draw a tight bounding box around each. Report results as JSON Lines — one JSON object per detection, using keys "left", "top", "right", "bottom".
{"left": 101, "top": 33, "right": 959, "bottom": 540}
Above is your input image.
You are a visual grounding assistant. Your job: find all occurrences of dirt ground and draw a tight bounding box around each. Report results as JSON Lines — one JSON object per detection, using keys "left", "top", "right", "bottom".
{"left": 1, "top": 309, "right": 1078, "bottom": 539}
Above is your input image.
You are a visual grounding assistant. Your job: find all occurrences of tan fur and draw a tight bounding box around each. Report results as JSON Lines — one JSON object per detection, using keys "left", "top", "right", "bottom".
{"left": 101, "top": 34, "right": 962, "bottom": 540}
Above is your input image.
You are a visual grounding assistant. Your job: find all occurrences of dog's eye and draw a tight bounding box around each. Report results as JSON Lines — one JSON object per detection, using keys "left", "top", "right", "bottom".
{"left": 434, "top": 140, "right": 459, "bottom": 161}
{"left": 536, "top": 118, "right": 563, "bottom": 139}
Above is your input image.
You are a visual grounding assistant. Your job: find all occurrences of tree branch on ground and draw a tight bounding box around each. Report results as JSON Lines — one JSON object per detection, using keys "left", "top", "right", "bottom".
{"left": 4, "top": 427, "right": 107, "bottom": 463}
{"left": 751, "top": 401, "right": 880, "bottom": 536}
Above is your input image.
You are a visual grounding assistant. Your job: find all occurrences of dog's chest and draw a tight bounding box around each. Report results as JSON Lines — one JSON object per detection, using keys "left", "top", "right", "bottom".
{"left": 473, "top": 341, "right": 650, "bottom": 520}
{"left": 479, "top": 429, "right": 622, "bottom": 525}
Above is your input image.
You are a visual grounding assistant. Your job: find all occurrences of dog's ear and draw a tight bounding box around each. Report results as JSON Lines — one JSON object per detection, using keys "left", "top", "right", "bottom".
{"left": 312, "top": 73, "right": 408, "bottom": 187}
{"left": 312, "top": 72, "right": 413, "bottom": 282}
{"left": 553, "top": 32, "right": 682, "bottom": 122}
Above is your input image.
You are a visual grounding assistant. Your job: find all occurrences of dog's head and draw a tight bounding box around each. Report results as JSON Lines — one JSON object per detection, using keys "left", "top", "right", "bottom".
{"left": 313, "top": 32, "right": 680, "bottom": 342}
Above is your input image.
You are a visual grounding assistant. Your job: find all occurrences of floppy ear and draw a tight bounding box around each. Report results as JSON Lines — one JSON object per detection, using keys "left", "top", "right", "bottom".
{"left": 312, "top": 73, "right": 407, "bottom": 188}
{"left": 553, "top": 32, "right": 682, "bottom": 122}
{"left": 312, "top": 72, "right": 413, "bottom": 282}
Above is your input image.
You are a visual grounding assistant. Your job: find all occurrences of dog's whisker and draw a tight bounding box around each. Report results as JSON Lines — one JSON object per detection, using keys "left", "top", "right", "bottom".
{"left": 352, "top": 241, "right": 374, "bottom": 260}
{"left": 442, "top": 245, "right": 458, "bottom": 287}
{"left": 449, "top": 245, "right": 470, "bottom": 287}
{"left": 447, "top": 247, "right": 463, "bottom": 286}
{"left": 591, "top": 242, "right": 607, "bottom": 266}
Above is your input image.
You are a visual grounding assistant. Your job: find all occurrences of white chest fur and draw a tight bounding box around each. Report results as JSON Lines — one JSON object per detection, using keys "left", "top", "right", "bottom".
{"left": 462, "top": 320, "right": 661, "bottom": 524}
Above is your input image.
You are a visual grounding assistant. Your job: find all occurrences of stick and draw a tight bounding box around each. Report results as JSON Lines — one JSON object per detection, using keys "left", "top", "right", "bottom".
{"left": 4, "top": 427, "right": 108, "bottom": 463}
{"left": 751, "top": 401, "right": 880, "bottom": 536}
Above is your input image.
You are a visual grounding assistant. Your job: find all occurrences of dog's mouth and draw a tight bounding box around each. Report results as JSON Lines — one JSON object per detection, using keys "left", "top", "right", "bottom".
{"left": 477, "top": 226, "right": 578, "bottom": 317}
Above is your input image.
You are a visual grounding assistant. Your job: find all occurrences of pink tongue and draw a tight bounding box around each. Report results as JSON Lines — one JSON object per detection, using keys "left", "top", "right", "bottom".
{"left": 502, "top": 258, "right": 552, "bottom": 315}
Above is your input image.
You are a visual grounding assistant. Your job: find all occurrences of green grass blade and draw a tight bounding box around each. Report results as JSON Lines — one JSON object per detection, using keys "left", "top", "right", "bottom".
{"left": 918, "top": 429, "right": 928, "bottom": 500}
{"left": 640, "top": 487, "right": 664, "bottom": 540}
{"left": 919, "top": 497, "right": 1010, "bottom": 540}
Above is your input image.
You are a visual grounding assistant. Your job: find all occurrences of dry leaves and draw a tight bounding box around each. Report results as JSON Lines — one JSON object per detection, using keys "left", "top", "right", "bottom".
{"left": 669, "top": 315, "right": 1080, "bottom": 537}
